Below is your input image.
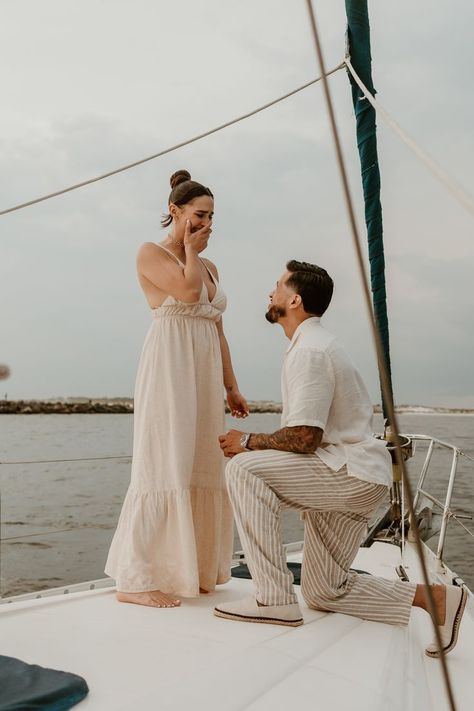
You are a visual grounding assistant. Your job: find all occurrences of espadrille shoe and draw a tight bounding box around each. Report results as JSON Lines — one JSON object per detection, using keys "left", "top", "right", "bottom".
{"left": 425, "top": 585, "right": 468, "bottom": 658}
{"left": 214, "top": 596, "right": 303, "bottom": 627}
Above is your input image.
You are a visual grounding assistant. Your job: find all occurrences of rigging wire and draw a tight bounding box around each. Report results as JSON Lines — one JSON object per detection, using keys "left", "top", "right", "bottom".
{"left": 449, "top": 513, "right": 474, "bottom": 540}
{"left": 0, "top": 455, "right": 130, "bottom": 465}
{"left": 2, "top": 446, "right": 472, "bottom": 467}
{"left": 2, "top": 528, "right": 84, "bottom": 542}
{"left": 1, "top": 56, "right": 472, "bottom": 229}
{"left": 0, "top": 63, "right": 344, "bottom": 217}
{"left": 345, "top": 56, "right": 474, "bottom": 220}
{"left": 304, "top": 1, "right": 457, "bottom": 709}
{"left": 401, "top": 476, "right": 406, "bottom": 554}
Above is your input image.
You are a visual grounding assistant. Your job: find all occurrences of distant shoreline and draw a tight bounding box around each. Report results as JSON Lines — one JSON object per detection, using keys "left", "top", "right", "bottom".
{"left": 0, "top": 399, "right": 473, "bottom": 415}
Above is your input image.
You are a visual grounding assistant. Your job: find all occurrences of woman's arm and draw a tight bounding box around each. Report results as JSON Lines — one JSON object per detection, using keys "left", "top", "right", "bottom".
{"left": 203, "top": 258, "right": 249, "bottom": 418}
{"left": 216, "top": 317, "right": 249, "bottom": 418}
{"left": 137, "top": 222, "right": 209, "bottom": 303}
{"left": 216, "top": 317, "right": 238, "bottom": 393}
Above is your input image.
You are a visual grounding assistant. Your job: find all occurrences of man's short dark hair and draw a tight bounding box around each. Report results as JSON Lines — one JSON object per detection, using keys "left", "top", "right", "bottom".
{"left": 286, "top": 260, "right": 334, "bottom": 316}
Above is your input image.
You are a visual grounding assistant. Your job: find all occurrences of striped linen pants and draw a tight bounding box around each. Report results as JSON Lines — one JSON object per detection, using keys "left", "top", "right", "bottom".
{"left": 226, "top": 450, "right": 416, "bottom": 626}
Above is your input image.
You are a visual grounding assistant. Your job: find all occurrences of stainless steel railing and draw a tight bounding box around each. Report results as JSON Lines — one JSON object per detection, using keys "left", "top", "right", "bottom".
{"left": 406, "top": 434, "right": 474, "bottom": 561}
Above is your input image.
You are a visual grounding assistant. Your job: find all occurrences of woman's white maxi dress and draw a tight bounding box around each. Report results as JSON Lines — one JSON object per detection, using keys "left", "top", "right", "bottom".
{"left": 105, "top": 250, "right": 233, "bottom": 595}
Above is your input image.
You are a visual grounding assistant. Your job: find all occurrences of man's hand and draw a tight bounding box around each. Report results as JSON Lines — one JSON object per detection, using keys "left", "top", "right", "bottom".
{"left": 218, "top": 429, "right": 246, "bottom": 458}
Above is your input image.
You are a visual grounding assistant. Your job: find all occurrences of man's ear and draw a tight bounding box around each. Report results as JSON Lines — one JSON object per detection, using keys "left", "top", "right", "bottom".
{"left": 289, "top": 293, "right": 302, "bottom": 310}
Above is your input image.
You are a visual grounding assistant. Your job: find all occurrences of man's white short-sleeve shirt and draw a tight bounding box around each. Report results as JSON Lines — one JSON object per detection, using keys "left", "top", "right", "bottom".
{"left": 281, "top": 317, "right": 392, "bottom": 487}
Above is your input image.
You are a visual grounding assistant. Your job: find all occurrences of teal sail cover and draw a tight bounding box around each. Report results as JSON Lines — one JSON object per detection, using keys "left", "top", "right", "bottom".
{"left": 345, "top": 0, "right": 393, "bottom": 419}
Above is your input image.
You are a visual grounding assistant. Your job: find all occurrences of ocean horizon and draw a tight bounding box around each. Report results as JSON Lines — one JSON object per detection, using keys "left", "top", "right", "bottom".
{"left": 1, "top": 397, "right": 474, "bottom": 415}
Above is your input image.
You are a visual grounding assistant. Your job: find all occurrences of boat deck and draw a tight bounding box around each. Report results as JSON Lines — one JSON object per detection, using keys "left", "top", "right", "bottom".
{"left": 1, "top": 542, "right": 473, "bottom": 711}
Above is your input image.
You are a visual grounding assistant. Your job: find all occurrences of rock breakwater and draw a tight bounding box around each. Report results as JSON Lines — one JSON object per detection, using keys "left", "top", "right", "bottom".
{"left": 0, "top": 399, "right": 284, "bottom": 415}
{"left": 1, "top": 400, "right": 472, "bottom": 415}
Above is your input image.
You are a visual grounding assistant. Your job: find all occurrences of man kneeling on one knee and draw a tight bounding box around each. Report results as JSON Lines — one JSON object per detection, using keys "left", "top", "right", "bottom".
{"left": 216, "top": 260, "right": 466, "bottom": 658}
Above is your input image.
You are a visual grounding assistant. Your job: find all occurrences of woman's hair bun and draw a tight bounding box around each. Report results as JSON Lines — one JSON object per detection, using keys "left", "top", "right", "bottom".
{"left": 170, "top": 170, "right": 191, "bottom": 189}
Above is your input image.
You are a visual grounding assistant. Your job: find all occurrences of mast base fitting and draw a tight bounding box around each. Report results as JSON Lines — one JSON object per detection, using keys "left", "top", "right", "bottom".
{"left": 375, "top": 434, "right": 413, "bottom": 464}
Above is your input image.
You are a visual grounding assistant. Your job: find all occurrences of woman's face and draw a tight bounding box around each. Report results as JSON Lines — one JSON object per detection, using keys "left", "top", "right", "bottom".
{"left": 171, "top": 196, "right": 214, "bottom": 234}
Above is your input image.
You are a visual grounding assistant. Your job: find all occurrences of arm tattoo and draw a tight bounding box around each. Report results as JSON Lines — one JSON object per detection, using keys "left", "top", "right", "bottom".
{"left": 249, "top": 426, "right": 322, "bottom": 454}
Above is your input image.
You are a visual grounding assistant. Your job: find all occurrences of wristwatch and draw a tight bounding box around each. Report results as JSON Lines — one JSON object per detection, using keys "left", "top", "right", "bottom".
{"left": 240, "top": 433, "right": 252, "bottom": 450}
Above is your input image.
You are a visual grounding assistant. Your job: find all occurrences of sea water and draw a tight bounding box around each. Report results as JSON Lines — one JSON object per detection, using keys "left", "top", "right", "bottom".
{"left": 0, "top": 412, "right": 473, "bottom": 596}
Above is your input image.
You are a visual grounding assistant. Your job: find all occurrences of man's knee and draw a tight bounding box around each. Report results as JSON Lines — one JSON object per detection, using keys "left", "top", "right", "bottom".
{"left": 225, "top": 453, "right": 251, "bottom": 485}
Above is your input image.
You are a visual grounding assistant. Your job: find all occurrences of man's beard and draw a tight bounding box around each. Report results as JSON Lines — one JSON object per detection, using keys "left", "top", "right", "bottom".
{"left": 265, "top": 305, "right": 286, "bottom": 323}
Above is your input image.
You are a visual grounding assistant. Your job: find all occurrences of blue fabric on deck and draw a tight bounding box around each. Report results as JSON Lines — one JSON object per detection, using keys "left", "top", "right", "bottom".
{"left": 0, "top": 655, "right": 88, "bottom": 711}
{"left": 231, "top": 562, "right": 371, "bottom": 584}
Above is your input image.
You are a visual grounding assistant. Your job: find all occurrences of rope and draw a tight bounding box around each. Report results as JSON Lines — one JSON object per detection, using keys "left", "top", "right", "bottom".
{"left": 449, "top": 513, "right": 474, "bottom": 540}
{"left": 401, "top": 477, "right": 405, "bottom": 554}
{"left": 306, "top": 1, "right": 457, "bottom": 707}
{"left": 0, "top": 63, "right": 344, "bottom": 217}
{"left": 0, "top": 455, "right": 131, "bottom": 465}
{"left": 2, "top": 528, "right": 80, "bottom": 542}
{"left": 344, "top": 56, "right": 474, "bottom": 220}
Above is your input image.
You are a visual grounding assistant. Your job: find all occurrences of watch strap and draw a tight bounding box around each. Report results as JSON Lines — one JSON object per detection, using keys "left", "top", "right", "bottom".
{"left": 240, "top": 432, "right": 252, "bottom": 450}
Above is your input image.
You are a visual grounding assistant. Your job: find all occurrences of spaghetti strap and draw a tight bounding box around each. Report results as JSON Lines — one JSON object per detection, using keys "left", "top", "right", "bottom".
{"left": 199, "top": 257, "right": 219, "bottom": 284}
{"left": 156, "top": 242, "right": 185, "bottom": 267}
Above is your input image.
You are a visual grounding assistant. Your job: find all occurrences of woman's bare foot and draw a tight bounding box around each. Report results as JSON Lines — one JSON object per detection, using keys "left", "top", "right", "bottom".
{"left": 116, "top": 590, "right": 181, "bottom": 608}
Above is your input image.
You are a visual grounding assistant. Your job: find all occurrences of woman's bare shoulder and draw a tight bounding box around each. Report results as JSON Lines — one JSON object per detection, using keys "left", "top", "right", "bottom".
{"left": 138, "top": 241, "right": 162, "bottom": 257}
{"left": 137, "top": 242, "right": 168, "bottom": 264}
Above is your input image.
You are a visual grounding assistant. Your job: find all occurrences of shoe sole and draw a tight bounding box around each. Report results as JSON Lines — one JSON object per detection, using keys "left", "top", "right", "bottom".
{"left": 214, "top": 608, "right": 303, "bottom": 627}
{"left": 425, "top": 588, "right": 468, "bottom": 658}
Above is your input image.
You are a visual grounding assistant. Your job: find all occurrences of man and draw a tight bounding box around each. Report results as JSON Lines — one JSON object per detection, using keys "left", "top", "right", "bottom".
{"left": 216, "top": 260, "right": 466, "bottom": 658}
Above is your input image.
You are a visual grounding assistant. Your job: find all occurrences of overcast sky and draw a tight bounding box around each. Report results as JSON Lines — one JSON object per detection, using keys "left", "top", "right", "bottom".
{"left": 1, "top": 0, "right": 473, "bottom": 407}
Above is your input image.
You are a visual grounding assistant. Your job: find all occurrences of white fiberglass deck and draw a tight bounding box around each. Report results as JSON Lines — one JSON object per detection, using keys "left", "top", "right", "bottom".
{"left": 1, "top": 542, "right": 473, "bottom": 711}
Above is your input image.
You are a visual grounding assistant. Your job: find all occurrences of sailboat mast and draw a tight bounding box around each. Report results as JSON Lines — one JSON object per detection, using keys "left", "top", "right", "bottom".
{"left": 344, "top": 0, "right": 393, "bottom": 421}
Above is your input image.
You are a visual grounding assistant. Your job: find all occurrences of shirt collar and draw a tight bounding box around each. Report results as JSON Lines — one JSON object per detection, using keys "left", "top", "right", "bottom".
{"left": 286, "top": 316, "right": 321, "bottom": 354}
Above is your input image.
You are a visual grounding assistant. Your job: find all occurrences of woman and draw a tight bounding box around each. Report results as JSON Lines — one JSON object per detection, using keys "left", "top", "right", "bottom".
{"left": 105, "top": 170, "right": 248, "bottom": 608}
